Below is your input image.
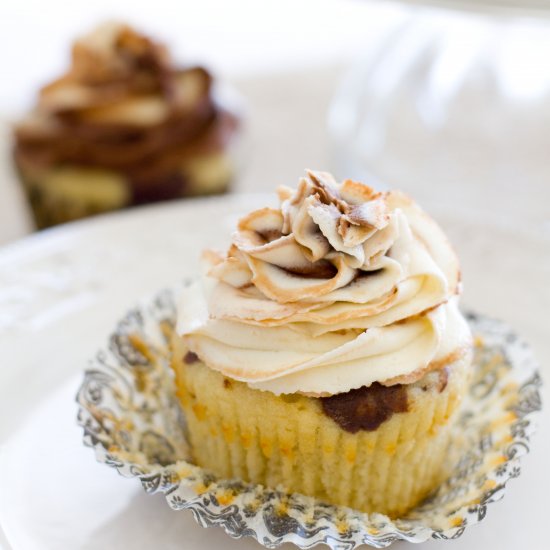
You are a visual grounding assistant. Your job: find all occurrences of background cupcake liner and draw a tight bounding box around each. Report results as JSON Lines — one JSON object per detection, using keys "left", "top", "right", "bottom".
{"left": 76, "top": 286, "right": 542, "bottom": 549}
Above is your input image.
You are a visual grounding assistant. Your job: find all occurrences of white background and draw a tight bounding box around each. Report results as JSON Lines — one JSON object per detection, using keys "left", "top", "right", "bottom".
{"left": 0, "top": 0, "right": 408, "bottom": 111}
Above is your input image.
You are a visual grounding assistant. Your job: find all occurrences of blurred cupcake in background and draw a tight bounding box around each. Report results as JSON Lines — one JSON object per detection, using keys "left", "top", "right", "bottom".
{"left": 13, "top": 22, "right": 240, "bottom": 229}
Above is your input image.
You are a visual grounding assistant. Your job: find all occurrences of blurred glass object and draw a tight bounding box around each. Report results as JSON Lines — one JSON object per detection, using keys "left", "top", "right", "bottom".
{"left": 329, "top": 8, "right": 550, "bottom": 232}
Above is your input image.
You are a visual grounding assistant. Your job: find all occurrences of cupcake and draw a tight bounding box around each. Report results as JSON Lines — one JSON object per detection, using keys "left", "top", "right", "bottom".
{"left": 13, "top": 22, "right": 239, "bottom": 229}
{"left": 171, "top": 170, "right": 472, "bottom": 517}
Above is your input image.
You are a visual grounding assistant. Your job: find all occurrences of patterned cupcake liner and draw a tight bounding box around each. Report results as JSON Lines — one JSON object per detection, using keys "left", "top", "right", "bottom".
{"left": 76, "top": 287, "right": 542, "bottom": 548}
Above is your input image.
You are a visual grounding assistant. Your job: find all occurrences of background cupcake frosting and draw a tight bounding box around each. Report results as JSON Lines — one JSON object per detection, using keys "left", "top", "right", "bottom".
{"left": 12, "top": 21, "right": 239, "bottom": 228}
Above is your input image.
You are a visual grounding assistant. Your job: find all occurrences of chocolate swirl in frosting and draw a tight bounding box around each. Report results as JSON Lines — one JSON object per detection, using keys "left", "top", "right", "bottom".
{"left": 14, "top": 23, "right": 238, "bottom": 203}
{"left": 178, "top": 171, "right": 471, "bottom": 396}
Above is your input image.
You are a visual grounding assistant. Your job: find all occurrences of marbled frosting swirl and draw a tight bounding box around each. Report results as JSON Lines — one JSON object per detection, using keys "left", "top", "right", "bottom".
{"left": 178, "top": 171, "right": 471, "bottom": 395}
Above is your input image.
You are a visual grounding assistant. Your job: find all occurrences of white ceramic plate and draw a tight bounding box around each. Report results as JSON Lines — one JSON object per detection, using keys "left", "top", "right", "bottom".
{"left": 0, "top": 196, "right": 548, "bottom": 549}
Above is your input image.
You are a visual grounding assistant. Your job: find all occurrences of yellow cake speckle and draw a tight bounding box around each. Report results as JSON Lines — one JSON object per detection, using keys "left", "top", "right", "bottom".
{"left": 191, "top": 403, "right": 207, "bottom": 421}
{"left": 451, "top": 516, "right": 464, "bottom": 528}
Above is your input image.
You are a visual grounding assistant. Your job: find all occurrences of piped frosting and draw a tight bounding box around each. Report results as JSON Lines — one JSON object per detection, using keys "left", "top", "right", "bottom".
{"left": 178, "top": 170, "right": 471, "bottom": 396}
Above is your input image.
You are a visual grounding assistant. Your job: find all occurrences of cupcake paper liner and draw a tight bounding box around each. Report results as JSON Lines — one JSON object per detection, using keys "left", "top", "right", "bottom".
{"left": 76, "top": 287, "right": 542, "bottom": 548}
